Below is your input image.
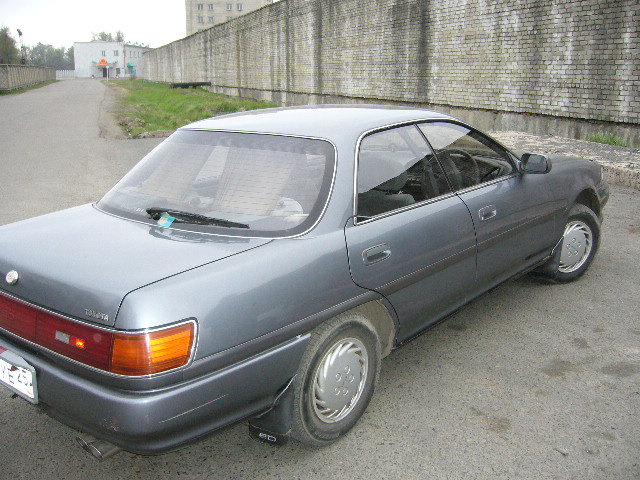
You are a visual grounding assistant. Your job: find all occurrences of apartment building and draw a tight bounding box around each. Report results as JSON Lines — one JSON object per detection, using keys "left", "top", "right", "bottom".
{"left": 185, "top": 0, "right": 275, "bottom": 35}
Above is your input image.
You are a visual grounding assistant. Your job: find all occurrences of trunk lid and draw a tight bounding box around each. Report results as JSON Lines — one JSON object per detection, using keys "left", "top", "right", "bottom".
{"left": 0, "top": 205, "right": 270, "bottom": 326}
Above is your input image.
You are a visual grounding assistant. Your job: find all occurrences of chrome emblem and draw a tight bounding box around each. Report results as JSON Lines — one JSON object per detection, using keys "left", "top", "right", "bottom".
{"left": 5, "top": 270, "right": 19, "bottom": 285}
{"left": 85, "top": 309, "right": 109, "bottom": 322}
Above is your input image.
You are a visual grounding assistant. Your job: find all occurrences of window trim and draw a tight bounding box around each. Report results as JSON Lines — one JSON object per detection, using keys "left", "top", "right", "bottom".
{"left": 352, "top": 119, "right": 519, "bottom": 226}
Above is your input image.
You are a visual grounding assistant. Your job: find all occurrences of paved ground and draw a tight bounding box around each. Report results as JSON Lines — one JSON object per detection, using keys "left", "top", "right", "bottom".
{"left": 493, "top": 131, "right": 640, "bottom": 191}
{"left": 0, "top": 80, "right": 638, "bottom": 479}
{"left": 0, "top": 79, "right": 162, "bottom": 225}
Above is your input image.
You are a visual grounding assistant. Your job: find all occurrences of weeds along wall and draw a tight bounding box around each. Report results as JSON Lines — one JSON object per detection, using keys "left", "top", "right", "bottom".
{"left": 145, "top": 0, "right": 639, "bottom": 142}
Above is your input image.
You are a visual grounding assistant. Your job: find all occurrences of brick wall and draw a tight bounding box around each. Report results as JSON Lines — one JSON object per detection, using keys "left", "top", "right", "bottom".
{"left": 145, "top": 0, "right": 639, "bottom": 136}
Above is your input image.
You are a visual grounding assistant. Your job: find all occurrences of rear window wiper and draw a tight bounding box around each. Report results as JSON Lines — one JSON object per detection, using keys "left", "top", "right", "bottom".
{"left": 146, "top": 208, "right": 249, "bottom": 229}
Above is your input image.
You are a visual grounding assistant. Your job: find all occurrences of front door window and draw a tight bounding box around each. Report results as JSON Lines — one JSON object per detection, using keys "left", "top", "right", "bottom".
{"left": 417, "top": 122, "right": 515, "bottom": 191}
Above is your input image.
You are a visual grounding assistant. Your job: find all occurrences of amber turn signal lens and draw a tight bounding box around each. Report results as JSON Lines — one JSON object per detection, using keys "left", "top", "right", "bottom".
{"left": 110, "top": 322, "right": 195, "bottom": 376}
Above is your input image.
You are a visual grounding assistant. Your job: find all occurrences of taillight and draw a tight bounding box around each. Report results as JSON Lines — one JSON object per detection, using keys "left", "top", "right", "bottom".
{"left": 111, "top": 323, "right": 195, "bottom": 376}
{"left": 0, "top": 294, "right": 37, "bottom": 339}
{"left": 0, "top": 293, "right": 195, "bottom": 376}
{"left": 36, "top": 310, "right": 113, "bottom": 371}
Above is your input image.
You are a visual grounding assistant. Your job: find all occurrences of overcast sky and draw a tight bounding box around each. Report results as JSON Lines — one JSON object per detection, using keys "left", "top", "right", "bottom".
{"left": 1, "top": 0, "right": 186, "bottom": 49}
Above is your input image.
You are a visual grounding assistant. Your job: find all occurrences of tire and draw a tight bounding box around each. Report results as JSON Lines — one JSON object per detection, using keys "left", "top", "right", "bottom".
{"left": 540, "top": 204, "right": 601, "bottom": 283}
{"left": 291, "top": 313, "right": 381, "bottom": 446}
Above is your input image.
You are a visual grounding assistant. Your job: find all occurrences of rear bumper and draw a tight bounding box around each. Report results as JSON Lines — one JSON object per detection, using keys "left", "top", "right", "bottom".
{"left": 0, "top": 333, "right": 309, "bottom": 454}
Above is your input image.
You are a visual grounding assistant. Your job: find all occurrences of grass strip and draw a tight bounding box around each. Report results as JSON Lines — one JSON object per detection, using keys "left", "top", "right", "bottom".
{"left": 107, "top": 79, "right": 277, "bottom": 138}
{"left": 0, "top": 80, "right": 58, "bottom": 95}
{"left": 587, "top": 132, "right": 638, "bottom": 149}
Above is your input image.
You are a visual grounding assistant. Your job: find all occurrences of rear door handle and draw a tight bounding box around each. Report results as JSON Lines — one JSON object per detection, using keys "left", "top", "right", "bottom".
{"left": 479, "top": 205, "right": 497, "bottom": 221}
{"left": 362, "top": 243, "right": 391, "bottom": 265}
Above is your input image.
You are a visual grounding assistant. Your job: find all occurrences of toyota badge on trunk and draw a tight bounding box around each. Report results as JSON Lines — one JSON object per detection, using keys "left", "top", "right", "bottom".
{"left": 5, "top": 270, "right": 19, "bottom": 285}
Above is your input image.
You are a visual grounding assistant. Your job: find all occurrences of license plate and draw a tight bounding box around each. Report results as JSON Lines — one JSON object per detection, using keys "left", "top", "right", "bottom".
{"left": 0, "top": 347, "right": 38, "bottom": 404}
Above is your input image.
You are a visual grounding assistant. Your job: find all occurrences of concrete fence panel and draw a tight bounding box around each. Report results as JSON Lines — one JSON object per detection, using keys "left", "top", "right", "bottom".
{"left": 0, "top": 65, "right": 56, "bottom": 91}
{"left": 144, "top": 0, "right": 639, "bottom": 144}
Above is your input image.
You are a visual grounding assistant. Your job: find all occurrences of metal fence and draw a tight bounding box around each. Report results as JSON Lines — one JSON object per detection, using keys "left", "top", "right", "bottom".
{"left": 56, "top": 70, "right": 75, "bottom": 79}
{"left": 0, "top": 65, "right": 56, "bottom": 91}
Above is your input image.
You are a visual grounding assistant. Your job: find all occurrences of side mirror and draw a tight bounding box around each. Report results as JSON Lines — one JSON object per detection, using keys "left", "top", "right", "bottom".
{"left": 520, "top": 153, "right": 551, "bottom": 174}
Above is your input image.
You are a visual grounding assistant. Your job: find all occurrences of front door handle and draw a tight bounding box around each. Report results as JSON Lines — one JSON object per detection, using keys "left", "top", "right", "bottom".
{"left": 479, "top": 205, "right": 497, "bottom": 221}
{"left": 362, "top": 243, "right": 391, "bottom": 265}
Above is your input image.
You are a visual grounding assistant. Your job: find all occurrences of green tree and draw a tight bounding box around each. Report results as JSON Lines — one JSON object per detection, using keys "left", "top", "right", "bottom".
{"left": 91, "top": 31, "right": 125, "bottom": 43}
{"left": 65, "top": 46, "right": 74, "bottom": 69}
{"left": 0, "top": 27, "right": 21, "bottom": 64}
{"left": 92, "top": 31, "right": 114, "bottom": 41}
{"left": 27, "top": 43, "right": 74, "bottom": 70}
{"left": 28, "top": 43, "right": 63, "bottom": 69}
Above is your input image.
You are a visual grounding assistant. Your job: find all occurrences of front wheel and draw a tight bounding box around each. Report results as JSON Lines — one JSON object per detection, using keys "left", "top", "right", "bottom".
{"left": 291, "top": 313, "right": 381, "bottom": 446}
{"left": 542, "top": 204, "right": 601, "bottom": 282}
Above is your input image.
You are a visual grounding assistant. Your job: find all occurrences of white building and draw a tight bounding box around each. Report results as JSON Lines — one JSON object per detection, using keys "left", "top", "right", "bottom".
{"left": 185, "top": 0, "right": 275, "bottom": 35}
{"left": 73, "top": 41, "right": 150, "bottom": 79}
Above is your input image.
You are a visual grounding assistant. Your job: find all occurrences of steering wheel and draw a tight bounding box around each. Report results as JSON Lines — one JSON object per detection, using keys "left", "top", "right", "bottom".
{"left": 438, "top": 149, "right": 480, "bottom": 188}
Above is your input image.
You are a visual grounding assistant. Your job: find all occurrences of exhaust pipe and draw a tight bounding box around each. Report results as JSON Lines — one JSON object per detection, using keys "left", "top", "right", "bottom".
{"left": 75, "top": 434, "right": 122, "bottom": 460}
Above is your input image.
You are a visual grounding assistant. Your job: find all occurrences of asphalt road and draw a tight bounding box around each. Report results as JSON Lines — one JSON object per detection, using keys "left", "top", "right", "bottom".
{"left": 0, "top": 80, "right": 638, "bottom": 480}
{"left": 0, "top": 79, "right": 161, "bottom": 225}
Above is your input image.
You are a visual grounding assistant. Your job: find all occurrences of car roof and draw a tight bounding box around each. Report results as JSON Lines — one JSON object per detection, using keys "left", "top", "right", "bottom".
{"left": 181, "top": 105, "right": 456, "bottom": 141}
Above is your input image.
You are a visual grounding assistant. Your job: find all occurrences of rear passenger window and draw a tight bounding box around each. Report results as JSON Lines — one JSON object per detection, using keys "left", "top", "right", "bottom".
{"left": 418, "top": 122, "right": 516, "bottom": 191}
{"left": 357, "top": 125, "right": 451, "bottom": 219}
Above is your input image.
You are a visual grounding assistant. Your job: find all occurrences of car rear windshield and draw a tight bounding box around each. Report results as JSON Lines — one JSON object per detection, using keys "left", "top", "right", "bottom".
{"left": 97, "top": 130, "right": 336, "bottom": 237}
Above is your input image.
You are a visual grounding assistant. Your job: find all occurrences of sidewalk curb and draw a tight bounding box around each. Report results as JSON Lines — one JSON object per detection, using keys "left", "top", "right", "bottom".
{"left": 601, "top": 163, "right": 640, "bottom": 191}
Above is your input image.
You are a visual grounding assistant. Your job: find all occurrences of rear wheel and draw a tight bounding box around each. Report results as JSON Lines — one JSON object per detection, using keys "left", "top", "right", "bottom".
{"left": 291, "top": 313, "right": 381, "bottom": 446}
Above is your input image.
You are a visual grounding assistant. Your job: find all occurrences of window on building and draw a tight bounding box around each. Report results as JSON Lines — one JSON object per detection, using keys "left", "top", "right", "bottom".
{"left": 227, "top": 16, "right": 233, "bottom": 20}
{"left": 101, "top": 50, "right": 106, "bottom": 56}
{"left": 226, "top": 3, "right": 232, "bottom": 11}
{"left": 208, "top": 16, "right": 215, "bottom": 23}
{"left": 197, "top": 3, "right": 204, "bottom": 10}
{"left": 114, "top": 50, "right": 119, "bottom": 56}
{"left": 198, "top": 16, "right": 205, "bottom": 23}
{"left": 208, "top": 3, "right": 214, "bottom": 10}
{"left": 237, "top": 3, "right": 243, "bottom": 11}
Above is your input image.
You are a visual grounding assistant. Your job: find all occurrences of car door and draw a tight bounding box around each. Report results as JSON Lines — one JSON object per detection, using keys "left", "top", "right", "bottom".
{"left": 417, "top": 122, "right": 558, "bottom": 292}
{"left": 344, "top": 124, "right": 477, "bottom": 341}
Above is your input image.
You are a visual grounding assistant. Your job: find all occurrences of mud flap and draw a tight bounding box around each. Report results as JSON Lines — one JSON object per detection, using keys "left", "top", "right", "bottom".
{"left": 248, "top": 378, "right": 294, "bottom": 446}
{"left": 532, "top": 237, "right": 563, "bottom": 277}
